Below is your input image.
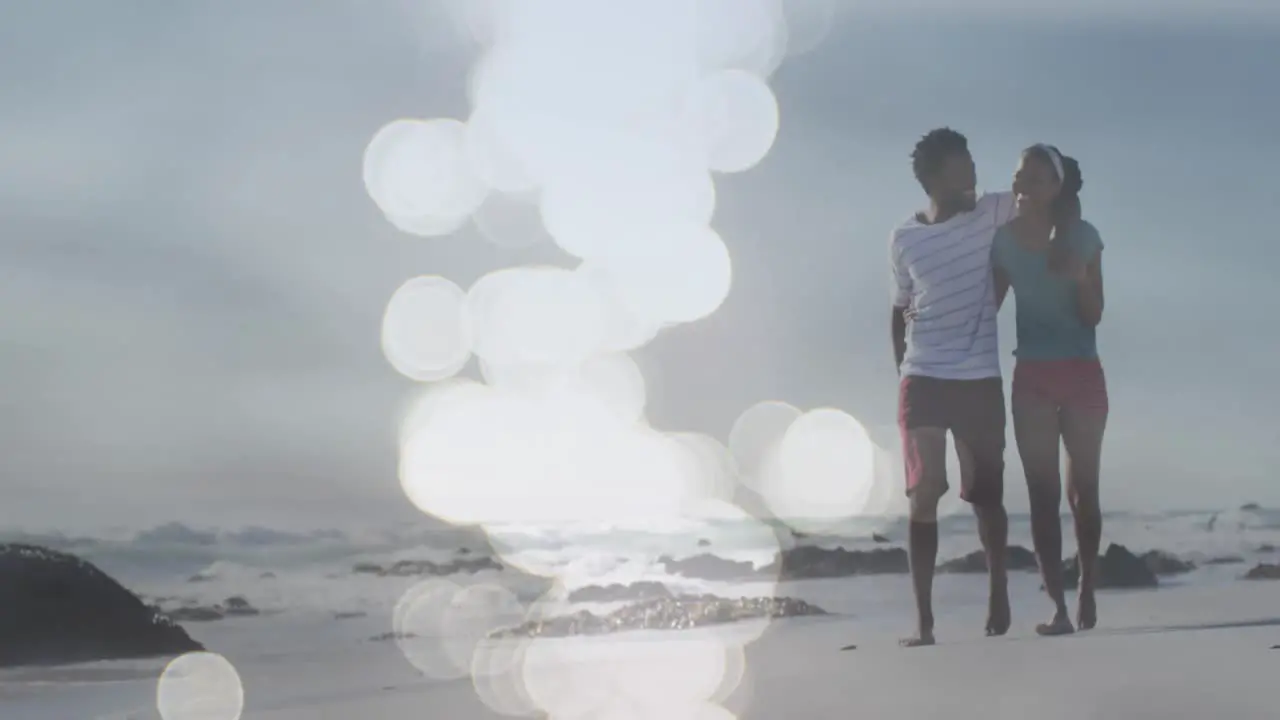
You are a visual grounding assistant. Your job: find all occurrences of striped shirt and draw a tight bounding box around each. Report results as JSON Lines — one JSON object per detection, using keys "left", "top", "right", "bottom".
{"left": 890, "top": 191, "right": 1016, "bottom": 380}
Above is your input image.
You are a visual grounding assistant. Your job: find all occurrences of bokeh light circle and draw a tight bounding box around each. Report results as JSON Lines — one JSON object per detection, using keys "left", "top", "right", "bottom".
{"left": 156, "top": 651, "right": 245, "bottom": 720}
{"left": 381, "top": 275, "right": 472, "bottom": 382}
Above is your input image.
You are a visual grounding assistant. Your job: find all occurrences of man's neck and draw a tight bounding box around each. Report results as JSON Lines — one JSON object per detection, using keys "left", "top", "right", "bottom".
{"left": 922, "top": 201, "right": 961, "bottom": 226}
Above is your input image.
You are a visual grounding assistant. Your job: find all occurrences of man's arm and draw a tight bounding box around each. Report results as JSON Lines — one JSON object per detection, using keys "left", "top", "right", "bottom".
{"left": 889, "top": 230, "right": 912, "bottom": 374}
{"left": 892, "top": 305, "right": 909, "bottom": 373}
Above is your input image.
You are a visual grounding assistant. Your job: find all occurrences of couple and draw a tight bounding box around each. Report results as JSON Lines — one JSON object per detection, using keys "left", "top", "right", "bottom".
{"left": 889, "top": 128, "right": 1107, "bottom": 646}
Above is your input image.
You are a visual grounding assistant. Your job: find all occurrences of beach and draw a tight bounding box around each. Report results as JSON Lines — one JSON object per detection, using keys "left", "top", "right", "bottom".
{"left": 2, "top": 512, "right": 1277, "bottom": 720}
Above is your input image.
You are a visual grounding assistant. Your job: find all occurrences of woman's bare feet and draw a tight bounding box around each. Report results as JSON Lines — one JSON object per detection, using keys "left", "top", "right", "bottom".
{"left": 901, "top": 617, "right": 935, "bottom": 647}
{"left": 1036, "top": 611, "right": 1075, "bottom": 636}
{"left": 1077, "top": 589, "right": 1097, "bottom": 630}
{"left": 900, "top": 631, "right": 936, "bottom": 648}
{"left": 985, "top": 590, "right": 1011, "bottom": 637}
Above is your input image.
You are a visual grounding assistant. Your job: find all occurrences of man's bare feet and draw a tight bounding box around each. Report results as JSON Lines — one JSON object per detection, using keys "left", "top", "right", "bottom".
{"left": 1035, "top": 612, "right": 1075, "bottom": 637}
{"left": 985, "top": 591, "right": 1011, "bottom": 637}
{"left": 900, "top": 632, "right": 936, "bottom": 648}
{"left": 1077, "top": 590, "right": 1097, "bottom": 630}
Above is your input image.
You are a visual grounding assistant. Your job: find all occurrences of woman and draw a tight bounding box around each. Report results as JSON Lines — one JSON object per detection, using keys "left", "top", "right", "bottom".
{"left": 992, "top": 144, "right": 1106, "bottom": 636}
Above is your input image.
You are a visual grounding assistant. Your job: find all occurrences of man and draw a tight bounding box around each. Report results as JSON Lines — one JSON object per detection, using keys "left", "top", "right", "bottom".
{"left": 890, "top": 128, "right": 1016, "bottom": 647}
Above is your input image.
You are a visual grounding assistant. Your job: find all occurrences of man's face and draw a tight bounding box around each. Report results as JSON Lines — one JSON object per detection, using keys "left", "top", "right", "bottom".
{"left": 929, "top": 151, "right": 978, "bottom": 213}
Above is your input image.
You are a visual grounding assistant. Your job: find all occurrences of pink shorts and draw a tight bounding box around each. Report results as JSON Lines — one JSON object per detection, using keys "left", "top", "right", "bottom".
{"left": 1012, "top": 358, "right": 1109, "bottom": 415}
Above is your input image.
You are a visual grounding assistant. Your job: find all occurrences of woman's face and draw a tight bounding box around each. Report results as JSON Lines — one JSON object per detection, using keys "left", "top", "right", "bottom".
{"left": 1012, "top": 151, "right": 1062, "bottom": 216}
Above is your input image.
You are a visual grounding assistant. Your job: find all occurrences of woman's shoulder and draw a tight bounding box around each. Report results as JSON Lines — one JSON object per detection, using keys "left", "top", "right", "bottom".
{"left": 1070, "top": 219, "right": 1104, "bottom": 251}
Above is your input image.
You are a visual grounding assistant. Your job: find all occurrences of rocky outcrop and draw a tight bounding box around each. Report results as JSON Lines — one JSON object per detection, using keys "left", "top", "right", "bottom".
{"left": 163, "top": 596, "right": 261, "bottom": 622}
{"left": 937, "top": 546, "right": 1038, "bottom": 574}
{"left": 490, "top": 595, "right": 827, "bottom": 638}
{"left": 657, "top": 554, "right": 756, "bottom": 581}
{"left": 0, "top": 544, "right": 203, "bottom": 667}
{"left": 1204, "top": 555, "right": 1244, "bottom": 566}
{"left": 1063, "top": 544, "right": 1158, "bottom": 589}
{"left": 568, "top": 581, "right": 674, "bottom": 603}
{"left": 1243, "top": 563, "right": 1280, "bottom": 580}
{"left": 1141, "top": 550, "right": 1195, "bottom": 576}
{"left": 766, "top": 546, "right": 909, "bottom": 579}
{"left": 351, "top": 556, "right": 503, "bottom": 577}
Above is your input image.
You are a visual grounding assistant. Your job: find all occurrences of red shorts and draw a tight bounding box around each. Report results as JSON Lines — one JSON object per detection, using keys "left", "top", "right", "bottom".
{"left": 898, "top": 375, "right": 1006, "bottom": 506}
{"left": 1012, "top": 358, "right": 1108, "bottom": 415}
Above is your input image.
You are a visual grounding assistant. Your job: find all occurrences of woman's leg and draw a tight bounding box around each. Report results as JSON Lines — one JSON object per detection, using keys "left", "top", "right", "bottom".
{"left": 1061, "top": 404, "right": 1107, "bottom": 630}
{"left": 1012, "top": 376, "right": 1071, "bottom": 635}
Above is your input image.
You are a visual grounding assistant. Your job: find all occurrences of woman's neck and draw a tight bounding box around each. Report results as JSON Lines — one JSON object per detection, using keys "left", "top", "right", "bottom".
{"left": 1013, "top": 213, "right": 1053, "bottom": 246}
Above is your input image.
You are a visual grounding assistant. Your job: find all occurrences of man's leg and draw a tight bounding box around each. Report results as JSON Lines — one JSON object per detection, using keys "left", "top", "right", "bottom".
{"left": 898, "top": 375, "right": 948, "bottom": 648}
{"left": 902, "top": 427, "right": 947, "bottom": 647}
{"left": 955, "top": 378, "right": 1010, "bottom": 637}
{"left": 1011, "top": 381, "right": 1071, "bottom": 636}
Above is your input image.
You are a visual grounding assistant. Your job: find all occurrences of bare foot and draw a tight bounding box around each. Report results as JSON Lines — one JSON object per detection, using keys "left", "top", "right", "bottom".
{"left": 900, "top": 632, "right": 935, "bottom": 648}
{"left": 1035, "top": 613, "right": 1075, "bottom": 637}
{"left": 1077, "top": 590, "right": 1097, "bottom": 631}
{"left": 985, "top": 592, "right": 1011, "bottom": 637}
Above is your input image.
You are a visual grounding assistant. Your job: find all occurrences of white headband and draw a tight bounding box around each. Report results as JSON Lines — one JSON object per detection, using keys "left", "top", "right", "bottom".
{"left": 1034, "top": 143, "right": 1065, "bottom": 182}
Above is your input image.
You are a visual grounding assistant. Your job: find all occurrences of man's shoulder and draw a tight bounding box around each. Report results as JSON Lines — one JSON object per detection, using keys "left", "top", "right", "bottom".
{"left": 890, "top": 214, "right": 932, "bottom": 247}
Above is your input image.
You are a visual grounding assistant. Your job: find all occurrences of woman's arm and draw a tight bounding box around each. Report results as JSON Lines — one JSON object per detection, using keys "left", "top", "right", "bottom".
{"left": 1073, "top": 252, "right": 1104, "bottom": 326}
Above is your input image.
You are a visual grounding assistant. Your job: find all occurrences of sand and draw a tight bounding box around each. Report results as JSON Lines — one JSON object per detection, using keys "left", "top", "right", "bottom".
{"left": 2, "top": 576, "right": 1276, "bottom": 720}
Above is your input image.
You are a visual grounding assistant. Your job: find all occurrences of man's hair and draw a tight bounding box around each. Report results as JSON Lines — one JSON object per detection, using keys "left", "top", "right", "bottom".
{"left": 911, "top": 128, "right": 969, "bottom": 191}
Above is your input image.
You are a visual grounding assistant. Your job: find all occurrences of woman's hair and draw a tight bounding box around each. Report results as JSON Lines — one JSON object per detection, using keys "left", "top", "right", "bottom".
{"left": 1026, "top": 145, "right": 1084, "bottom": 274}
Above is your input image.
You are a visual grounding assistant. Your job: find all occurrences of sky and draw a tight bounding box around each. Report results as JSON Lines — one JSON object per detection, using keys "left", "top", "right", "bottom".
{"left": 3, "top": 1, "right": 1279, "bottom": 533}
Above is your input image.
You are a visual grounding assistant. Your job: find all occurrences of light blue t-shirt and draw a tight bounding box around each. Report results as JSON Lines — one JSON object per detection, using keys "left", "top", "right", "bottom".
{"left": 992, "top": 220, "right": 1104, "bottom": 360}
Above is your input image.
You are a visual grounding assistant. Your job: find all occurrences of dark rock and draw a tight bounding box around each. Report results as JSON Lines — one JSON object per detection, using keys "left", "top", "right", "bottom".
{"left": 0, "top": 544, "right": 203, "bottom": 667}
{"left": 259, "top": 572, "right": 276, "bottom": 580}
{"left": 351, "top": 556, "right": 504, "bottom": 578}
{"left": 222, "top": 596, "right": 259, "bottom": 617}
{"left": 1141, "top": 550, "right": 1195, "bottom": 576}
{"left": 1258, "top": 544, "right": 1276, "bottom": 553}
{"left": 1243, "top": 563, "right": 1280, "bottom": 580}
{"left": 1062, "top": 544, "right": 1158, "bottom": 589}
{"left": 938, "top": 545, "right": 1038, "bottom": 574}
{"left": 568, "top": 582, "right": 674, "bottom": 603}
{"left": 370, "top": 631, "right": 417, "bottom": 642}
{"left": 1205, "top": 556, "right": 1245, "bottom": 565}
{"left": 697, "top": 538, "right": 712, "bottom": 548}
{"left": 765, "top": 546, "right": 909, "bottom": 579}
{"left": 186, "top": 572, "right": 214, "bottom": 583}
{"left": 871, "top": 533, "right": 890, "bottom": 544}
{"left": 334, "top": 611, "right": 368, "bottom": 621}
{"left": 1240, "top": 503, "right": 1261, "bottom": 511}
{"left": 457, "top": 547, "right": 472, "bottom": 555}
{"left": 490, "top": 594, "right": 827, "bottom": 639}
{"left": 658, "top": 554, "right": 756, "bottom": 581}
{"left": 167, "top": 606, "right": 224, "bottom": 622}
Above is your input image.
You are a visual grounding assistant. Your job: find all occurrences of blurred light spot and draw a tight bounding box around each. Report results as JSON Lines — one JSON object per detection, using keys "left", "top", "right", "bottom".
{"left": 471, "top": 189, "right": 550, "bottom": 249}
{"left": 381, "top": 276, "right": 472, "bottom": 382}
{"left": 588, "top": 224, "right": 733, "bottom": 326}
{"left": 393, "top": 578, "right": 463, "bottom": 679}
{"left": 441, "top": 584, "right": 526, "bottom": 676}
{"left": 156, "top": 652, "right": 244, "bottom": 720}
{"left": 758, "top": 408, "right": 876, "bottom": 534}
{"left": 471, "top": 636, "right": 539, "bottom": 717}
{"left": 683, "top": 70, "right": 780, "bottom": 174}
{"left": 780, "top": 0, "right": 837, "bottom": 57}
{"left": 670, "top": 432, "right": 738, "bottom": 501}
{"left": 728, "top": 401, "right": 802, "bottom": 490}
{"left": 363, "top": 118, "right": 488, "bottom": 225}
